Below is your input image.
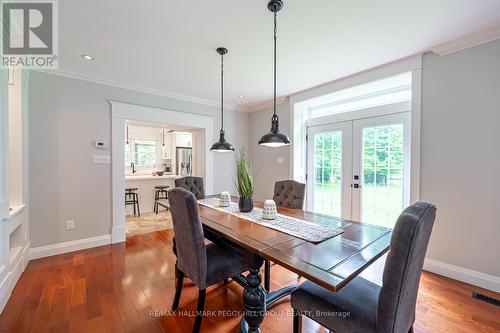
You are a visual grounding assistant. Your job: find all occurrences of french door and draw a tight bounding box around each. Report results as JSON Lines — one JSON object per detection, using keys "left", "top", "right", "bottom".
{"left": 306, "top": 112, "right": 410, "bottom": 228}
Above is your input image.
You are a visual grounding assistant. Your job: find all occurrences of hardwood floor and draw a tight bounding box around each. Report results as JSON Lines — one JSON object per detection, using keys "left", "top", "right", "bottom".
{"left": 0, "top": 229, "right": 499, "bottom": 333}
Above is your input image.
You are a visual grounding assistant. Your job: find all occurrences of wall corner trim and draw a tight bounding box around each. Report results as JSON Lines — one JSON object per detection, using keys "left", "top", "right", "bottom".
{"left": 29, "top": 234, "right": 112, "bottom": 260}
{"left": 424, "top": 258, "right": 500, "bottom": 293}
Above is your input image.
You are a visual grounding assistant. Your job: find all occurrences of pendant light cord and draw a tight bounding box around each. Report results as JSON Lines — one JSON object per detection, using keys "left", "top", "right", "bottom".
{"left": 273, "top": 11, "right": 277, "bottom": 116}
{"left": 221, "top": 52, "right": 224, "bottom": 130}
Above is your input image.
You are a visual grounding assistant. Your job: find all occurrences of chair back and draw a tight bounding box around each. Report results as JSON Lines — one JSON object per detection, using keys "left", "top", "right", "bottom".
{"left": 273, "top": 180, "right": 305, "bottom": 209}
{"left": 175, "top": 176, "right": 205, "bottom": 199}
{"left": 168, "top": 187, "right": 207, "bottom": 289}
{"left": 377, "top": 202, "right": 436, "bottom": 333}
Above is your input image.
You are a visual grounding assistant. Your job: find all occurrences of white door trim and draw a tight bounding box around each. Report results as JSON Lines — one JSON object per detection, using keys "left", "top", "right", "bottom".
{"left": 110, "top": 101, "right": 214, "bottom": 243}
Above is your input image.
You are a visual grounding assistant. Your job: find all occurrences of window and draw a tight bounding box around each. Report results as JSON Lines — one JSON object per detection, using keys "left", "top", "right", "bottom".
{"left": 134, "top": 139, "right": 157, "bottom": 167}
{"left": 308, "top": 72, "right": 412, "bottom": 119}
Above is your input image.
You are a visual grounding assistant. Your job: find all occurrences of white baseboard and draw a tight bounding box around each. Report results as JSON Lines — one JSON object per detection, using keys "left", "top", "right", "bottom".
{"left": 424, "top": 258, "right": 500, "bottom": 293}
{"left": 29, "top": 234, "right": 112, "bottom": 260}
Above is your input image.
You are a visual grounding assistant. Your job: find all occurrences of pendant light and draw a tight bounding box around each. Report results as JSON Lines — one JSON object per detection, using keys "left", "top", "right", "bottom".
{"left": 258, "top": 0, "right": 291, "bottom": 147}
{"left": 211, "top": 47, "right": 235, "bottom": 152}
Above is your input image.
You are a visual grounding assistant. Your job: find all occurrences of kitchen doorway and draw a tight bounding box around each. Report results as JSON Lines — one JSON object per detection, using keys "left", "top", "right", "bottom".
{"left": 123, "top": 123, "right": 202, "bottom": 236}
{"left": 110, "top": 101, "right": 214, "bottom": 243}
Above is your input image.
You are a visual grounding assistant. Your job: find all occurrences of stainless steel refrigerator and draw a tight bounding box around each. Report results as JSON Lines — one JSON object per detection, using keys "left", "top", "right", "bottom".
{"left": 176, "top": 147, "right": 192, "bottom": 176}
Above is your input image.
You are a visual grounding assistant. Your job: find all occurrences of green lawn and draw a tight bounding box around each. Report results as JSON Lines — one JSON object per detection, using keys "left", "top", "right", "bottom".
{"left": 314, "top": 183, "right": 403, "bottom": 228}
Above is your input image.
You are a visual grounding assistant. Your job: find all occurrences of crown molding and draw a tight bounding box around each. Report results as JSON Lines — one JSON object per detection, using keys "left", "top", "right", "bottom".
{"left": 246, "top": 96, "right": 289, "bottom": 113}
{"left": 32, "top": 67, "right": 247, "bottom": 112}
{"left": 430, "top": 23, "right": 500, "bottom": 56}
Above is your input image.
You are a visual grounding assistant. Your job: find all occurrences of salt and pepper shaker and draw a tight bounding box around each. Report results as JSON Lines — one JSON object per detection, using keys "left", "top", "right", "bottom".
{"left": 262, "top": 199, "right": 277, "bottom": 220}
{"left": 220, "top": 191, "right": 231, "bottom": 207}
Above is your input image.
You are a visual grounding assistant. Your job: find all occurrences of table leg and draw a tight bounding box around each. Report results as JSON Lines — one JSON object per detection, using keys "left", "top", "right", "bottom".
{"left": 241, "top": 252, "right": 265, "bottom": 333}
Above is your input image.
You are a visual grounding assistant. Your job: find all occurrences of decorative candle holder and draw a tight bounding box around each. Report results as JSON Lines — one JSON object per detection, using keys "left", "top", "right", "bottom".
{"left": 262, "top": 199, "right": 277, "bottom": 220}
{"left": 220, "top": 191, "right": 231, "bottom": 207}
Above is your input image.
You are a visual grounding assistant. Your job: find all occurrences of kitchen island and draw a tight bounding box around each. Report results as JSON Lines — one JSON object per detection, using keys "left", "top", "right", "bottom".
{"left": 125, "top": 174, "right": 182, "bottom": 214}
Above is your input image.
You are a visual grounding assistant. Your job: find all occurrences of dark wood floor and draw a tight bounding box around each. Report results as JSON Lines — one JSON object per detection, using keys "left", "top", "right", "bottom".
{"left": 1, "top": 229, "right": 499, "bottom": 333}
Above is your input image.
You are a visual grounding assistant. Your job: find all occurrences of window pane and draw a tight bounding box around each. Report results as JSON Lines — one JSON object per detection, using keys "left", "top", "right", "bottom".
{"left": 135, "top": 139, "right": 157, "bottom": 167}
{"left": 313, "top": 131, "right": 342, "bottom": 217}
{"left": 361, "top": 124, "right": 404, "bottom": 228}
{"left": 309, "top": 72, "right": 412, "bottom": 119}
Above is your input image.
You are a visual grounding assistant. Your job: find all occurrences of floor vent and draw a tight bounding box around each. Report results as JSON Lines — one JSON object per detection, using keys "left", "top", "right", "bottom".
{"left": 472, "top": 291, "right": 500, "bottom": 307}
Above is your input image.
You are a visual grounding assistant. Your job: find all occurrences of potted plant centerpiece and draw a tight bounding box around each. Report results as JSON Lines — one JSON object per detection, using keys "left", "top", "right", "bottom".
{"left": 236, "top": 151, "right": 254, "bottom": 212}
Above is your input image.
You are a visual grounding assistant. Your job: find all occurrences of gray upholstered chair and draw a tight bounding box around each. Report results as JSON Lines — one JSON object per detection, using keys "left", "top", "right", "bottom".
{"left": 168, "top": 187, "right": 248, "bottom": 333}
{"left": 273, "top": 180, "right": 305, "bottom": 209}
{"left": 175, "top": 176, "right": 205, "bottom": 199}
{"left": 291, "top": 201, "right": 436, "bottom": 333}
{"left": 264, "top": 180, "right": 306, "bottom": 292}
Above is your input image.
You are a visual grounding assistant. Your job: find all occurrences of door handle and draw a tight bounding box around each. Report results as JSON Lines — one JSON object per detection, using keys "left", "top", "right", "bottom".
{"left": 352, "top": 184, "right": 362, "bottom": 189}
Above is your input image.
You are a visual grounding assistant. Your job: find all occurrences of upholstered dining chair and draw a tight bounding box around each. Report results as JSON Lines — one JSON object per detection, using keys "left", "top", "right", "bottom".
{"left": 175, "top": 176, "right": 205, "bottom": 199}
{"left": 168, "top": 187, "right": 249, "bottom": 333}
{"left": 264, "top": 180, "right": 306, "bottom": 292}
{"left": 273, "top": 180, "right": 306, "bottom": 209}
{"left": 290, "top": 201, "right": 436, "bottom": 333}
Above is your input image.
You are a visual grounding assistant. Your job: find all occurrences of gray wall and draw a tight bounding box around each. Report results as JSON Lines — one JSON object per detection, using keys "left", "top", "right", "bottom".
{"left": 249, "top": 39, "right": 500, "bottom": 277}
{"left": 29, "top": 72, "right": 249, "bottom": 247}
{"left": 420, "top": 40, "right": 500, "bottom": 277}
{"left": 249, "top": 101, "right": 292, "bottom": 201}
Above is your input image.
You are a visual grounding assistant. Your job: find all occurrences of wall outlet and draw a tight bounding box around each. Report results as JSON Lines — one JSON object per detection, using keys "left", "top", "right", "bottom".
{"left": 66, "top": 220, "right": 75, "bottom": 231}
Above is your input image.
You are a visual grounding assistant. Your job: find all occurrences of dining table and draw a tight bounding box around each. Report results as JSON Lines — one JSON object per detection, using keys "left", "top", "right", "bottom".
{"left": 196, "top": 197, "right": 392, "bottom": 333}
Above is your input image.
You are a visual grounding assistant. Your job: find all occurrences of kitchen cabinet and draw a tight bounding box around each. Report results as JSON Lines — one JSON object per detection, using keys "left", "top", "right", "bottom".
{"left": 162, "top": 133, "right": 173, "bottom": 159}
{"left": 175, "top": 133, "right": 192, "bottom": 147}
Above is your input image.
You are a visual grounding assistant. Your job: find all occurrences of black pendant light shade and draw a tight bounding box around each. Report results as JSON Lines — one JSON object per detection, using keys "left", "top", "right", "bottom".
{"left": 211, "top": 47, "right": 235, "bottom": 152}
{"left": 211, "top": 129, "right": 234, "bottom": 152}
{"left": 258, "top": 114, "right": 291, "bottom": 147}
{"left": 258, "top": 0, "right": 291, "bottom": 147}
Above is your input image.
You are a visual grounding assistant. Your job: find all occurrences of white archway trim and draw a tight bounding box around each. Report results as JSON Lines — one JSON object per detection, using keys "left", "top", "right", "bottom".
{"left": 110, "top": 101, "right": 214, "bottom": 243}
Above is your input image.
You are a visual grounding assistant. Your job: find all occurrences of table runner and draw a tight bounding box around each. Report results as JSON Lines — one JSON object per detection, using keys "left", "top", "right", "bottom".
{"left": 198, "top": 198, "right": 344, "bottom": 243}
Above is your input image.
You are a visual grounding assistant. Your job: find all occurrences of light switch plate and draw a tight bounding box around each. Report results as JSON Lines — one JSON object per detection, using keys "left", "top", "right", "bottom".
{"left": 66, "top": 220, "right": 75, "bottom": 230}
{"left": 276, "top": 156, "right": 285, "bottom": 164}
{"left": 93, "top": 154, "right": 111, "bottom": 164}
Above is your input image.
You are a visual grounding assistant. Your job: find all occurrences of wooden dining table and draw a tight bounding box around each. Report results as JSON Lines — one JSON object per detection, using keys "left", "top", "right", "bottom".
{"left": 197, "top": 197, "right": 392, "bottom": 333}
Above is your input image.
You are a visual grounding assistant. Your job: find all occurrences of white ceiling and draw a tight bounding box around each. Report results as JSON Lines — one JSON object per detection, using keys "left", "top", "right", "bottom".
{"left": 59, "top": 0, "right": 500, "bottom": 110}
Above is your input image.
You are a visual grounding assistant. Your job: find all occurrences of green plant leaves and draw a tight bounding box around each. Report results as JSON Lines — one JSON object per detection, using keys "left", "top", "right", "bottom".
{"left": 236, "top": 151, "right": 254, "bottom": 199}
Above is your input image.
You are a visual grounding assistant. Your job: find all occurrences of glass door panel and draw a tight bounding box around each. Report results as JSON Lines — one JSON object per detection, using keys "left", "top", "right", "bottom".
{"left": 352, "top": 113, "right": 410, "bottom": 228}
{"left": 306, "top": 122, "right": 352, "bottom": 218}
{"left": 314, "top": 131, "right": 342, "bottom": 216}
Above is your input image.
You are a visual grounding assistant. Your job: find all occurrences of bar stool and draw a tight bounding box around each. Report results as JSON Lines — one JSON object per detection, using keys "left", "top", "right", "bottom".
{"left": 154, "top": 185, "right": 170, "bottom": 214}
{"left": 125, "top": 187, "right": 140, "bottom": 216}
